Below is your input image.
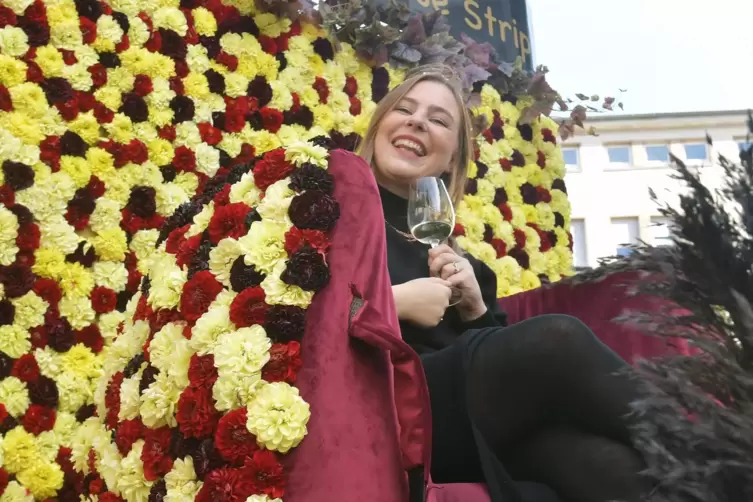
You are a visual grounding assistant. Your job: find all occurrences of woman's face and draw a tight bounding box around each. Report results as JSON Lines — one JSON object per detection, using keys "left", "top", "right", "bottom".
{"left": 373, "top": 80, "right": 461, "bottom": 192}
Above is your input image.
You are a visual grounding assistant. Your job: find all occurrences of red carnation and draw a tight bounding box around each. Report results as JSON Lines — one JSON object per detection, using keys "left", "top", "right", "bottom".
{"left": 242, "top": 449, "right": 285, "bottom": 499}
{"left": 75, "top": 325, "right": 105, "bottom": 353}
{"left": 349, "top": 97, "right": 361, "bottom": 116}
{"left": 61, "top": 49, "right": 77, "bottom": 65}
{"left": 133, "top": 75, "right": 153, "bottom": 96}
{"left": 188, "top": 353, "right": 218, "bottom": 387}
{"left": 343, "top": 76, "right": 358, "bottom": 97}
{"left": 229, "top": 287, "right": 267, "bottom": 328}
{"left": 260, "top": 107, "right": 283, "bottom": 133}
{"left": 80, "top": 17, "right": 97, "bottom": 44}
{"left": 498, "top": 204, "right": 513, "bottom": 221}
{"left": 196, "top": 466, "right": 254, "bottom": 502}
{"left": 216, "top": 51, "right": 238, "bottom": 71}
{"left": 500, "top": 158, "right": 512, "bottom": 171}
{"left": 93, "top": 101, "right": 114, "bottom": 123}
{"left": 176, "top": 384, "right": 219, "bottom": 439}
{"left": 175, "top": 233, "right": 202, "bottom": 268}
{"left": 536, "top": 151, "right": 546, "bottom": 168}
{"left": 535, "top": 186, "right": 552, "bottom": 203}
{"left": 165, "top": 224, "right": 190, "bottom": 255}
{"left": 313, "top": 77, "right": 329, "bottom": 104}
{"left": 77, "top": 91, "right": 96, "bottom": 112}
{"left": 98, "top": 492, "right": 124, "bottom": 502}
{"left": 158, "top": 125, "right": 176, "bottom": 141}
{"left": 258, "top": 35, "right": 277, "bottom": 54}
{"left": 11, "top": 354, "right": 40, "bottom": 383}
{"left": 21, "top": 404, "right": 56, "bottom": 434}
{"left": 180, "top": 270, "right": 224, "bottom": 322}
{"left": 207, "top": 202, "right": 250, "bottom": 244}
{"left": 56, "top": 97, "right": 80, "bottom": 120}
{"left": 491, "top": 238, "right": 507, "bottom": 258}
{"left": 126, "top": 139, "right": 148, "bottom": 164}
{"left": 141, "top": 426, "right": 174, "bottom": 481}
{"left": 215, "top": 408, "right": 258, "bottom": 464}
{"left": 25, "top": 61, "right": 44, "bottom": 83}
{"left": 513, "top": 228, "right": 526, "bottom": 249}
{"left": 115, "top": 419, "right": 143, "bottom": 456}
{"left": 452, "top": 223, "right": 465, "bottom": 236}
{"left": 262, "top": 342, "right": 302, "bottom": 384}
{"left": 104, "top": 372, "right": 124, "bottom": 430}
{"left": 0, "top": 404, "right": 8, "bottom": 423}
{"left": 0, "top": 7, "right": 17, "bottom": 28}
{"left": 173, "top": 146, "right": 196, "bottom": 172}
{"left": 0, "top": 467, "right": 8, "bottom": 496}
{"left": 252, "top": 148, "right": 294, "bottom": 191}
{"left": 115, "top": 34, "right": 129, "bottom": 52}
{"left": 223, "top": 111, "right": 245, "bottom": 133}
{"left": 198, "top": 122, "right": 222, "bottom": 145}
{"left": 91, "top": 286, "right": 117, "bottom": 313}
{"left": 16, "top": 223, "right": 40, "bottom": 251}
{"left": 145, "top": 31, "right": 162, "bottom": 52}
{"left": 0, "top": 86, "right": 11, "bottom": 112}
{"left": 0, "top": 185, "right": 13, "bottom": 206}
{"left": 88, "top": 63, "right": 107, "bottom": 88}
{"left": 283, "top": 227, "right": 329, "bottom": 255}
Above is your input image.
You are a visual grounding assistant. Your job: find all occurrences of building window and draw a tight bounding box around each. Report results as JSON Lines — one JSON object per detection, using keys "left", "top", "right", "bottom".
{"left": 562, "top": 147, "right": 579, "bottom": 171}
{"left": 682, "top": 143, "right": 708, "bottom": 161}
{"left": 607, "top": 145, "right": 631, "bottom": 164}
{"left": 570, "top": 219, "right": 587, "bottom": 267}
{"left": 645, "top": 145, "right": 670, "bottom": 163}
{"left": 649, "top": 217, "right": 672, "bottom": 247}
{"left": 611, "top": 217, "right": 640, "bottom": 256}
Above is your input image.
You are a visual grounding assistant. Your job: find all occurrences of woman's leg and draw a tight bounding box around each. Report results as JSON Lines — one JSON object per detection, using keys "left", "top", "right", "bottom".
{"left": 504, "top": 427, "right": 646, "bottom": 502}
{"left": 465, "top": 314, "right": 646, "bottom": 501}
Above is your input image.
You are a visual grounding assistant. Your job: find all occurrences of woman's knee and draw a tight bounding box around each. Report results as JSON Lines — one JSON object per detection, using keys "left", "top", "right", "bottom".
{"left": 524, "top": 314, "right": 601, "bottom": 351}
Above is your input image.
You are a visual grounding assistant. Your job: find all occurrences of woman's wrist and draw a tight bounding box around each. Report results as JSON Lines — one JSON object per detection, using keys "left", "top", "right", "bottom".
{"left": 457, "top": 301, "right": 487, "bottom": 322}
{"left": 391, "top": 284, "right": 406, "bottom": 319}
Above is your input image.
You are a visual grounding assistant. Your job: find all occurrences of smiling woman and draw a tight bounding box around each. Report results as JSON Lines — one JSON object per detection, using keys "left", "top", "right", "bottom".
{"left": 355, "top": 65, "right": 650, "bottom": 502}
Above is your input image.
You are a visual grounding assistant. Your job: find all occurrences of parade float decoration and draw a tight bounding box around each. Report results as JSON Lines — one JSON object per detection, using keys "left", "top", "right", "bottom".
{"left": 0, "top": 0, "right": 615, "bottom": 498}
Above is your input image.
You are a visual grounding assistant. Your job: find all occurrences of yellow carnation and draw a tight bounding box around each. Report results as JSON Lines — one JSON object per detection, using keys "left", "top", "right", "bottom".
{"left": 246, "top": 381, "right": 309, "bottom": 453}
{"left": 0, "top": 377, "right": 30, "bottom": 417}
{"left": 91, "top": 228, "right": 128, "bottom": 262}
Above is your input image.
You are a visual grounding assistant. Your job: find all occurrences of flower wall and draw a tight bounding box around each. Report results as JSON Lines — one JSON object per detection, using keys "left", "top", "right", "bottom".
{"left": 0, "top": 0, "right": 572, "bottom": 500}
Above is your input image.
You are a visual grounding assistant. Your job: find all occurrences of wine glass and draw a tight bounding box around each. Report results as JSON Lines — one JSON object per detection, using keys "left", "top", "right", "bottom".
{"left": 407, "top": 177, "right": 461, "bottom": 306}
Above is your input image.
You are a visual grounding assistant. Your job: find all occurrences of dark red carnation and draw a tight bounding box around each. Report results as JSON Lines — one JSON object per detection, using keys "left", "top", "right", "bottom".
{"left": 214, "top": 408, "right": 258, "bottom": 464}
{"left": 141, "top": 426, "right": 174, "bottom": 481}
{"left": 262, "top": 342, "right": 302, "bottom": 384}
{"left": 288, "top": 191, "right": 339, "bottom": 232}
{"left": 513, "top": 228, "right": 526, "bottom": 249}
{"left": 165, "top": 224, "right": 190, "bottom": 255}
{"left": 0, "top": 6, "right": 17, "bottom": 28}
{"left": 21, "top": 404, "right": 56, "bottom": 434}
{"left": 343, "top": 76, "right": 358, "bottom": 97}
{"left": 242, "top": 449, "right": 285, "bottom": 498}
{"left": 0, "top": 263, "right": 35, "bottom": 298}
{"left": 207, "top": 202, "right": 250, "bottom": 244}
{"left": 536, "top": 186, "right": 552, "bottom": 203}
{"left": 188, "top": 353, "right": 218, "bottom": 387}
{"left": 281, "top": 247, "right": 329, "bottom": 291}
{"left": 0, "top": 467, "right": 7, "bottom": 495}
{"left": 0, "top": 185, "right": 13, "bottom": 206}
{"left": 229, "top": 287, "right": 267, "bottom": 328}
{"left": 265, "top": 305, "right": 306, "bottom": 343}
{"left": 176, "top": 384, "right": 219, "bottom": 439}
{"left": 180, "top": 270, "right": 224, "bottom": 322}
{"left": 93, "top": 101, "right": 114, "bottom": 123}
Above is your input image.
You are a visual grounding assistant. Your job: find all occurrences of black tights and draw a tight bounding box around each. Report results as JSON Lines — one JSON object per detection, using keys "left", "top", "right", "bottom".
{"left": 427, "top": 314, "right": 647, "bottom": 502}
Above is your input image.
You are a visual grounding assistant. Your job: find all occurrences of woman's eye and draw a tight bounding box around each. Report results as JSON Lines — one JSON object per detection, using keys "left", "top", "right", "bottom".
{"left": 431, "top": 118, "right": 447, "bottom": 127}
{"left": 395, "top": 107, "right": 411, "bottom": 114}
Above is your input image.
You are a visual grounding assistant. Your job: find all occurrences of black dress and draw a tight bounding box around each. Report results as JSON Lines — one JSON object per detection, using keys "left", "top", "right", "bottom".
{"left": 380, "top": 186, "right": 560, "bottom": 502}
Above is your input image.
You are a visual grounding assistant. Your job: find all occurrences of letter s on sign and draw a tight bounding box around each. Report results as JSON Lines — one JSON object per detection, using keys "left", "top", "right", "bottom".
{"left": 464, "top": 0, "right": 482, "bottom": 30}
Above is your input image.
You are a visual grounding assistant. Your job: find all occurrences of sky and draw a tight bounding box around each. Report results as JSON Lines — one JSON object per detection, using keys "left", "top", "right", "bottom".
{"left": 527, "top": 0, "right": 753, "bottom": 115}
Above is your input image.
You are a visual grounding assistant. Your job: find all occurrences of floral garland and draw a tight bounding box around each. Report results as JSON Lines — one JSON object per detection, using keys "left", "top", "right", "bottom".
{"left": 0, "top": 0, "right": 571, "bottom": 499}
{"left": 69, "top": 140, "right": 337, "bottom": 501}
{"left": 456, "top": 86, "right": 573, "bottom": 297}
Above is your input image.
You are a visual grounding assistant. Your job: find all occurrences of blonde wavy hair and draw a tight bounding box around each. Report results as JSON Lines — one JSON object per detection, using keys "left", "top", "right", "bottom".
{"left": 357, "top": 64, "right": 474, "bottom": 207}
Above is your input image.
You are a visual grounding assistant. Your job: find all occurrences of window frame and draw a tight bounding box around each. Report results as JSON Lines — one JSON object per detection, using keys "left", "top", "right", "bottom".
{"left": 605, "top": 144, "right": 632, "bottom": 167}
{"left": 562, "top": 146, "right": 581, "bottom": 172}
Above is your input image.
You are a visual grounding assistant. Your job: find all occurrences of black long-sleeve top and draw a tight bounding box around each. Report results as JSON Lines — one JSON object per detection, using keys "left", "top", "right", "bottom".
{"left": 379, "top": 185, "right": 508, "bottom": 354}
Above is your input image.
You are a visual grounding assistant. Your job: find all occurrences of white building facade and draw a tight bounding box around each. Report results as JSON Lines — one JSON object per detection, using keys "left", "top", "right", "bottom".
{"left": 562, "top": 110, "right": 751, "bottom": 268}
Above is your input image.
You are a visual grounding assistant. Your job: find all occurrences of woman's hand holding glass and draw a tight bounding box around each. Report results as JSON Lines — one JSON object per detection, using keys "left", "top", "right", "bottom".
{"left": 392, "top": 277, "right": 453, "bottom": 328}
{"left": 428, "top": 244, "right": 487, "bottom": 322}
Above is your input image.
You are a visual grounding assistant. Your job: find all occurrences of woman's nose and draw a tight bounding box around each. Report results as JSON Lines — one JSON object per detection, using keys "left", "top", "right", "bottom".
{"left": 406, "top": 115, "right": 427, "bottom": 131}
